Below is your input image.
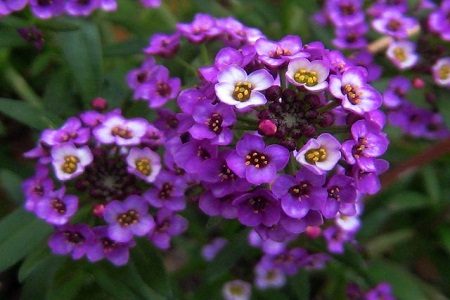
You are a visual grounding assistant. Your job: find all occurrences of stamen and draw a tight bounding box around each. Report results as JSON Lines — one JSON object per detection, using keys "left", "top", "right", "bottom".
{"left": 305, "top": 147, "right": 327, "bottom": 164}
{"left": 294, "top": 69, "right": 319, "bottom": 87}
{"left": 232, "top": 81, "right": 253, "bottom": 102}
{"left": 61, "top": 155, "right": 79, "bottom": 174}
{"left": 135, "top": 158, "right": 152, "bottom": 176}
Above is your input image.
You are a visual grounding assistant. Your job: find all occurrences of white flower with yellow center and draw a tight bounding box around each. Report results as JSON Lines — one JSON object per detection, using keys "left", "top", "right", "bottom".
{"left": 51, "top": 143, "right": 93, "bottom": 181}
{"left": 286, "top": 57, "right": 329, "bottom": 91}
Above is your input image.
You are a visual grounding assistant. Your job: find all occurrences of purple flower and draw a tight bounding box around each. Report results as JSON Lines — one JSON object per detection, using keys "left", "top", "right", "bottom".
{"left": 386, "top": 40, "right": 419, "bottom": 70}
{"left": 323, "top": 226, "right": 352, "bottom": 253}
{"left": 232, "top": 189, "right": 281, "bottom": 227}
{"left": 248, "top": 229, "right": 286, "bottom": 255}
{"left": 368, "top": 0, "right": 408, "bottom": 16}
{"left": 126, "top": 147, "right": 161, "bottom": 182}
{"left": 126, "top": 57, "right": 157, "bottom": 90}
{"left": 41, "top": 117, "right": 90, "bottom": 146}
{"left": 222, "top": 280, "right": 252, "bottom": 300}
{"left": 172, "top": 139, "right": 218, "bottom": 174}
{"left": 294, "top": 133, "right": 341, "bottom": 175}
{"left": 134, "top": 65, "right": 181, "bottom": 108}
{"left": 99, "top": 0, "right": 117, "bottom": 11}
{"left": 29, "top": 0, "right": 65, "bottom": 19}
{"left": 201, "top": 238, "right": 227, "bottom": 261}
{"left": 103, "top": 195, "right": 155, "bottom": 242}
{"left": 285, "top": 58, "right": 329, "bottom": 91}
{"left": 176, "top": 13, "right": 221, "bottom": 43}
{"left": 199, "top": 192, "right": 238, "bottom": 219}
{"left": 92, "top": 114, "right": 148, "bottom": 146}
{"left": 329, "top": 68, "right": 382, "bottom": 114}
{"left": 333, "top": 23, "right": 368, "bottom": 50}
{"left": 352, "top": 159, "right": 389, "bottom": 195}
{"left": 325, "top": 0, "right": 365, "bottom": 27}
{"left": 372, "top": 10, "right": 418, "bottom": 38}
{"left": 143, "top": 33, "right": 180, "bottom": 58}
{"left": 87, "top": 226, "right": 135, "bottom": 266}
{"left": 22, "top": 163, "right": 54, "bottom": 211}
{"left": 35, "top": 188, "right": 78, "bottom": 225}
{"left": 189, "top": 102, "right": 236, "bottom": 145}
{"left": 383, "top": 76, "right": 410, "bottom": 108}
{"left": 429, "top": 1, "right": 450, "bottom": 41}
{"left": 272, "top": 169, "right": 327, "bottom": 219}
{"left": 17, "top": 27, "right": 44, "bottom": 50}
{"left": 65, "top": 0, "right": 99, "bottom": 16}
{"left": 341, "top": 120, "right": 389, "bottom": 172}
{"left": 365, "top": 282, "right": 395, "bottom": 300}
{"left": 144, "top": 170, "right": 187, "bottom": 211}
{"left": 140, "top": 0, "right": 161, "bottom": 8}
{"left": 255, "top": 35, "right": 307, "bottom": 68}
{"left": 254, "top": 264, "right": 286, "bottom": 290}
{"left": 227, "top": 134, "right": 289, "bottom": 184}
{"left": 51, "top": 143, "right": 93, "bottom": 181}
{"left": 148, "top": 209, "right": 188, "bottom": 249}
{"left": 322, "top": 174, "right": 357, "bottom": 218}
{"left": 0, "top": 0, "right": 27, "bottom": 16}
{"left": 432, "top": 57, "right": 450, "bottom": 87}
{"left": 215, "top": 65, "right": 274, "bottom": 109}
{"left": 260, "top": 247, "right": 307, "bottom": 275}
{"left": 48, "top": 224, "right": 94, "bottom": 259}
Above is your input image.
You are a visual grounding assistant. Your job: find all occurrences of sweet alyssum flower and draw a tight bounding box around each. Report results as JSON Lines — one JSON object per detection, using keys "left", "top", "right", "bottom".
{"left": 386, "top": 40, "right": 419, "bottom": 70}
{"left": 286, "top": 58, "right": 330, "bottom": 91}
{"left": 222, "top": 279, "right": 252, "bottom": 300}
{"left": 215, "top": 65, "right": 274, "bottom": 109}
{"left": 294, "top": 133, "right": 341, "bottom": 175}
{"left": 432, "top": 57, "right": 450, "bottom": 87}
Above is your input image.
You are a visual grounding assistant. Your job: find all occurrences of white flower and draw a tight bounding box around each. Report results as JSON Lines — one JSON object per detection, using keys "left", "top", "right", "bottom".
{"left": 215, "top": 65, "right": 274, "bottom": 109}
{"left": 286, "top": 58, "right": 329, "bottom": 91}
{"left": 51, "top": 143, "right": 93, "bottom": 181}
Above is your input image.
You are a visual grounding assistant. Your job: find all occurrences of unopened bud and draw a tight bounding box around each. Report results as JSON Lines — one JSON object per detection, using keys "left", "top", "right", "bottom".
{"left": 93, "top": 204, "right": 105, "bottom": 218}
{"left": 306, "top": 226, "right": 321, "bottom": 238}
{"left": 91, "top": 97, "right": 108, "bottom": 111}
{"left": 258, "top": 119, "right": 277, "bottom": 136}
{"left": 412, "top": 77, "right": 425, "bottom": 89}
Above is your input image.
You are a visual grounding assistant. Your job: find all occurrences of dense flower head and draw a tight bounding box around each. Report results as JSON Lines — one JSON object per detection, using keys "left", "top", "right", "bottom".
{"left": 22, "top": 109, "right": 189, "bottom": 265}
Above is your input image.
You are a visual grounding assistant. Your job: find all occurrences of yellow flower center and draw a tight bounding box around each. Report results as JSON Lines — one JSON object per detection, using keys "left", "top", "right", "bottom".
{"left": 439, "top": 64, "right": 450, "bottom": 80}
{"left": 393, "top": 47, "right": 407, "bottom": 62}
{"left": 61, "top": 155, "right": 79, "bottom": 174}
{"left": 232, "top": 81, "right": 253, "bottom": 102}
{"left": 294, "top": 68, "right": 318, "bottom": 86}
{"left": 135, "top": 158, "right": 152, "bottom": 176}
{"left": 305, "top": 147, "right": 327, "bottom": 164}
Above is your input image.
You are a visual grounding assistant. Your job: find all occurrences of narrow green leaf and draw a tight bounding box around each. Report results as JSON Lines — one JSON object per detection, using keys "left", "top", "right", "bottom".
{"left": 57, "top": 20, "right": 103, "bottom": 107}
{"left": 205, "top": 229, "right": 250, "bottom": 282}
{"left": 91, "top": 267, "right": 142, "bottom": 300}
{"left": 288, "top": 269, "right": 310, "bottom": 299}
{"left": 103, "top": 38, "right": 148, "bottom": 56}
{"left": 131, "top": 238, "right": 173, "bottom": 298}
{"left": 0, "top": 208, "right": 52, "bottom": 272}
{"left": 387, "top": 191, "right": 429, "bottom": 212}
{"left": 421, "top": 165, "right": 440, "bottom": 204}
{"left": 18, "top": 244, "right": 51, "bottom": 282}
{"left": 368, "top": 260, "right": 428, "bottom": 300}
{"left": 47, "top": 270, "right": 87, "bottom": 300}
{"left": 366, "top": 229, "right": 415, "bottom": 257}
{"left": 0, "top": 98, "right": 49, "bottom": 129}
{"left": 0, "top": 169, "right": 23, "bottom": 205}
{"left": 0, "top": 29, "right": 27, "bottom": 48}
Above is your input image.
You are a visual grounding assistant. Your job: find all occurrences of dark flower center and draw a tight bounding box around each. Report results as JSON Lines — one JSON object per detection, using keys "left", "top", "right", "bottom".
{"left": 207, "top": 113, "right": 223, "bottom": 133}
{"left": 64, "top": 231, "right": 85, "bottom": 245}
{"left": 249, "top": 196, "right": 267, "bottom": 213}
{"left": 101, "top": 237, "right": 118, "bottom": 253}
{"left": 245, "top": 151, "right": 269, "bottom": 169}
{"left": 51, "top": 198, "right": 66, "bottom": 214}
{"left": 219, "top": 163, "right": 237, "bottom": 181}
{"left": 158, "top": 182, "right": 174, "bottom": 199}
{"left": 289, "top": 182, "right": 311, "bottom": 198}
{"left": 37, "top": 0, "right": 53, "bottom": 6}
{"left": 328, "top": 186, "right": 341, "bottom": 201}
{"left": 136, "top": 72, "right": 148, "bottom": 83}
{"left": 339, "top": 4, "right": 356, "bottom": 16}
{"left": 157, "top": 82, "right": 171, "bottom": 97}
{"left": 352, "top": 137, "right": 367, "bottom": 158}
{"left": 197, "top": 146, "right": 211, "bottom": 160}
{"left": 117, "top": 209, "right": 140, "bottom": 227}
{"left": 232, "top": 81, "right": 253, "bottom": 102}
{"left": 387, "top": 19, "right": 402, "bottom": 32}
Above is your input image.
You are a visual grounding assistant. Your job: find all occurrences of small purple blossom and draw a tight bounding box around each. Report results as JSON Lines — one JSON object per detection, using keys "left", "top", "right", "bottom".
{"left": 286, "top": 58, "right": 329, "bottom": 91}
{"left": 148, "top": 209, "right": 188, "bottom": 249}
{"left": 372, "top": 10, "right": 418, "bottom": 38}
{"left": 325, "top": 0, "right": 365, "bottom": 27}
{"left": 222, "top": 279, "right": 252, "bottom": 300}
{"left": 201, "top": 238, "right": 227, "bottom": 261}
{"left": 226, "top": 134, "right": 289, "bottom": 184}
{"left": 176, "top": 13, "right": 221, "bottom": 43}
{"left": 92, "top": 114, "right": 148, "bottom": 146}
{"left": 254, "top": 264, "right": 286, "bottom": 290}
{"left": 48, "top": 224, "right": 94, "bottom": 259}
{"left": 35, "top": 188, "right": 78, "bottom": 225}
{"left": 294, "top": 133, "right": 341, "bottom": 175}
{"left": 51, "top": 143, "right": 93, "bottom": 181}
{"left": 255, "top": 35, "right": 307, "bottom": 68}
{"left": 29, "top": 0, "right": 65, "bottom": 19}
{"left": 232, "top": 189, "right": 281, "bottom": 227}
{"left": 386, "top": 40, "right": 419, "bottom": 70}
{"left": 41, "top": 117, "right": 90, "bottom": 146}
{"left": 103, "top": 195, "right": 155, "bottom": 243}
{"left": 215, "top": 65, "right": 274, "bottom": 109}
{"left": 322, "top": 174, "right": 358, "bottom": 218}
{"left": 144, "top": 170, "right": 187, "bottom": 211}
{"left": 432, "top": 57, "right": 450, "bottom": 87}
{"left": 126, "top": 147, "right": 161, "bottom": 182}
{"left": 65, "top": 0, "right": 99, "bottom": 16}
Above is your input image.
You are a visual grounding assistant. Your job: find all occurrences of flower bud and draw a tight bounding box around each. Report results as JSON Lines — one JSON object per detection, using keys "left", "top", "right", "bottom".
{"left": 258, "top": 119, "right": 277, "bottom": 136}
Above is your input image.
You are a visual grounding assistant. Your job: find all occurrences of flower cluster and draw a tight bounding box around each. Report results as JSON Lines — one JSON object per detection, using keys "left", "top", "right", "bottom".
{"left": 347, "top": 282, "right": 395, "bottom": 300}
{"left": 22, "top": 108, "right": 187, "bottom": 265}
{"left": 126, "top": 13, "right": 391, "bottom": 291}
{"left": 314, "top": 0, "right": 450, "bottom": 139}
{"left": 0, "top": 0, "right": 160, "bottom": 19}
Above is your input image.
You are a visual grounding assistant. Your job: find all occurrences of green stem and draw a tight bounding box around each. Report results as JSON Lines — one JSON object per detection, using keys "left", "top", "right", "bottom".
{"left": 237, "top": 116, "right": 258, "bottom": 125}
{"left": 174, "top": 55, "right": 198, "bottom": 75}
{"left": 317, "top": 100, "right": 340, "bottom": 113}
{"left": 279, "top": 68, "right": 287, "bottom": 89}
{"left": 156, "top": 3, "right": 177, "bottom": 30}
{"left": 200, "top": 44, "right": 210, "bottom": 66}
{"left": 233, "top": 125, "right": 256, "bottom": 131}
{"left": 4, "top": 66, "right": 42, "bottom": 108}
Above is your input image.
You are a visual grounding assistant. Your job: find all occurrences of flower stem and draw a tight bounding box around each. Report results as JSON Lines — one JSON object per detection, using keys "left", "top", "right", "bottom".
{"left": 174, "top": 55, "right": 198, "bottom": 75}
{"left": 317, "top": 100, "right": 339, "bottom": 113}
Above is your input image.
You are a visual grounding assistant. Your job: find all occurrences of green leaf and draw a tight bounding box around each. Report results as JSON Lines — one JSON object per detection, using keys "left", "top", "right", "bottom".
{"left": 288, "top": 269, "right": 310, "bottom": 300}
{"left": 0, "top": 169, "right": 23, "bottom": 205}
{"left": 57, "top": 20, "right": 103, "bottom": 108}
{"left": 91, "top": 266, "right": 142, "bottom": 300}
{"left": 0, "top": 208, "right": 52, "bottom": 272}
{"left": 365, "top": 229, "right": 415, "bottom": 257}
{"left": 421, "top": 165, "right": 440, "bottom": 205}
{"left": 36, "top": 17, "right": 80, "bottom": 31}
{"left": 387, "top": 191, "right": 429, "bottom": 212}
{"left": 131, "top": 238, "right": 172, "bottom": 298}
{"left": 0, "top": 98, "right": 56, "bottom": 129}
{"left": 438, "top": 226, "right": 450, "bottom": 255}
{"left": 368, "top": 260, "right": 428, "bottom": 300}
{"left": 205, "top": 229, "right": 250, "bottom": 282}
{"left": 0, "top": 29, "right": 27, "bottom": 48}
{"left": 103, "top": 38, "right": 148, "bottom": 56}
{"left": 18, "top": 245, "right": 52, "bottom": 282}
{"left": 48, "top": 269, "right": 87, "bottom": 300}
